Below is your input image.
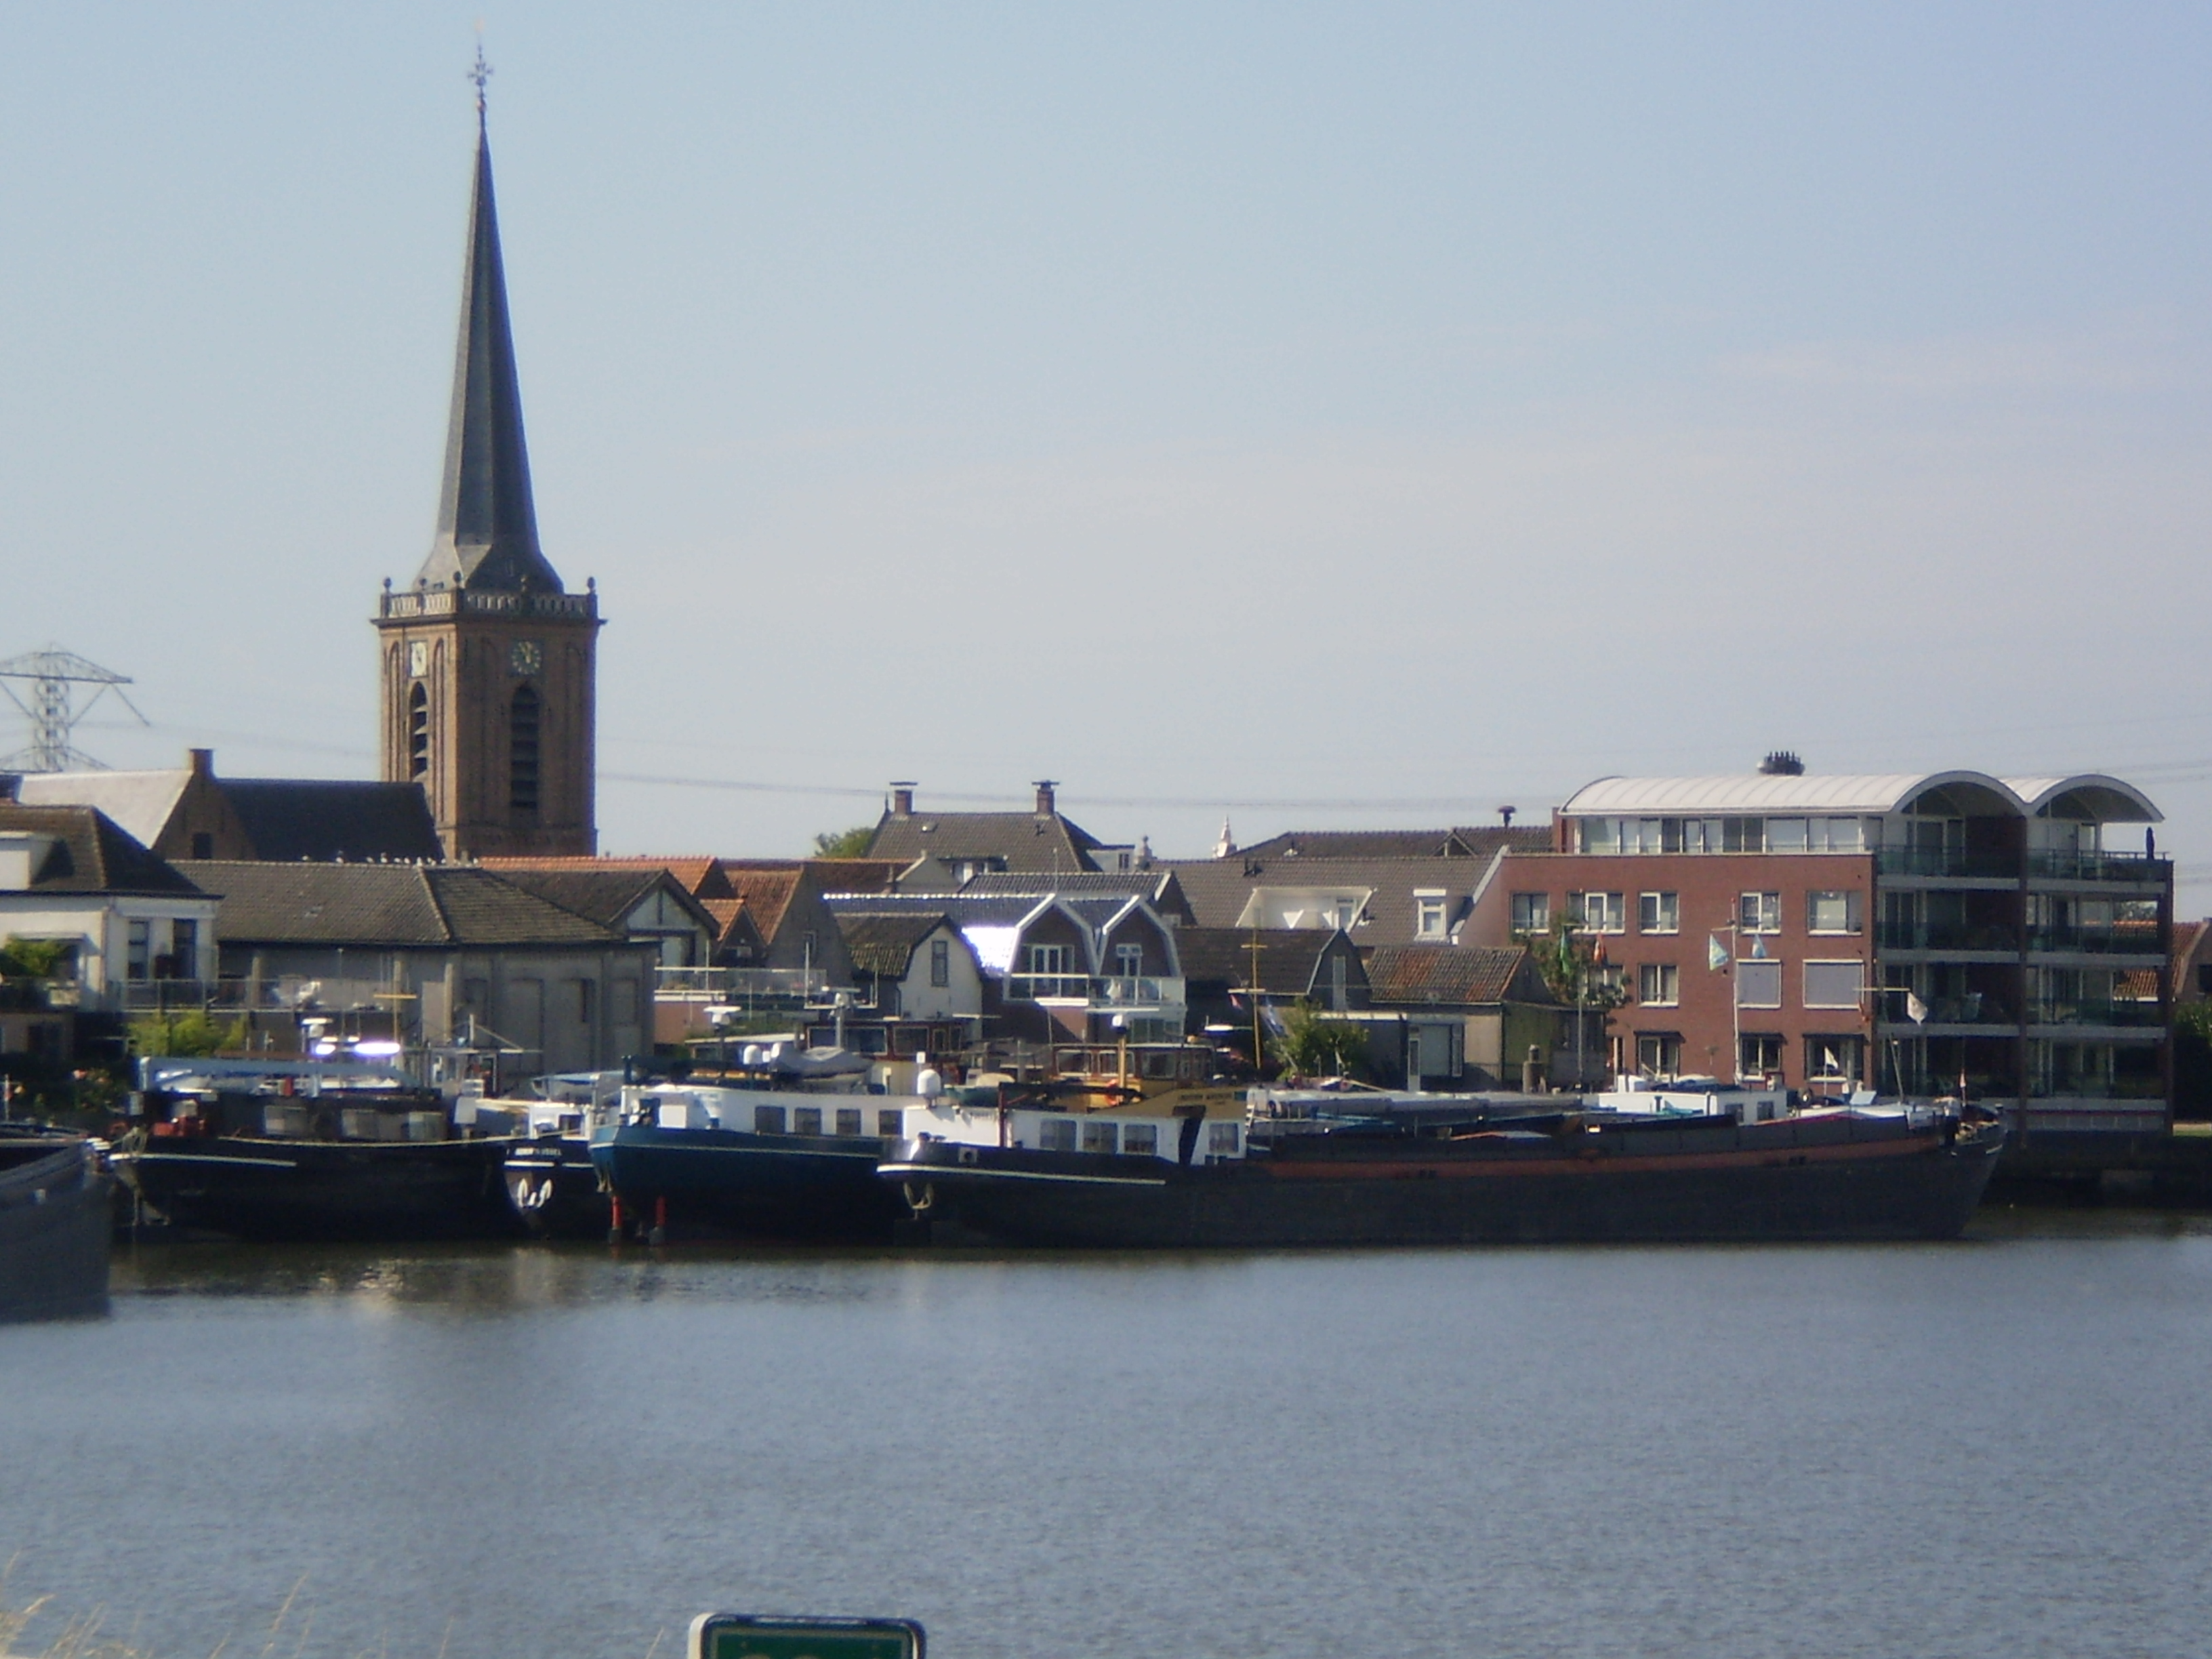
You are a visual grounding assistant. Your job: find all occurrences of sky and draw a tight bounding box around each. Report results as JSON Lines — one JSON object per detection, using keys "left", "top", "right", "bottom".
{"left": 1, "top": 3, "right": 2208, "bottom": 903}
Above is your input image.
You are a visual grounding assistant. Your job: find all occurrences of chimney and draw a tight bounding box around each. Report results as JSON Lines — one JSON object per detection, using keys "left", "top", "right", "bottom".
{"left": 188, "top": 747, "right": 215, "bottom": 777}
{"left": 890, "top": 781, "right": 916, "bottom": 817}
{"left": 1497, "top": 804, "right": 1517, "bottom": 827}
{"left": 1759, "top": 751, "right": 1805, "bottom": 776}
{"left": 1033, "top": 779, "right": 1057, "bottom": 817}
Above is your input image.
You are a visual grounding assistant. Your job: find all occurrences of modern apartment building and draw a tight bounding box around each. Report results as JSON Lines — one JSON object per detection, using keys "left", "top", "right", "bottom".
{"left": 1465, "top": 768, "right": 2171, "bottom": 1138}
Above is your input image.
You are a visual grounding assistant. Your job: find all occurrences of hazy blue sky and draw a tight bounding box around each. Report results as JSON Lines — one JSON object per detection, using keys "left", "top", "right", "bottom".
{"left": 3, "top": 3, "right": 2207, "bottom": 902}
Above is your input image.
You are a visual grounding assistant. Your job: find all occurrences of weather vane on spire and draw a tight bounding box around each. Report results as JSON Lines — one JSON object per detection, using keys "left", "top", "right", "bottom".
{"left": 469, "top": 31, "right": 492, "bottom": 116}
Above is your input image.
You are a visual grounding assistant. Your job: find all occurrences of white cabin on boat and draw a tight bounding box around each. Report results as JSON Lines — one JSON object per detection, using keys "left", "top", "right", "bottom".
{"left": 900, "top": 1088, "right": 1250, "bottom": 1163}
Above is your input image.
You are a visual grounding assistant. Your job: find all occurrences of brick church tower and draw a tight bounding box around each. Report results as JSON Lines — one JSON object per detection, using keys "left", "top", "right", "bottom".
{"left": 375, "top": 84, "right": 599, "bottom": 859}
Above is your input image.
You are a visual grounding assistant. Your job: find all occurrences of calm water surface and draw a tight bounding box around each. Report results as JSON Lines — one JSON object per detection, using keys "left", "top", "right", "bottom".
{"left": 6, "top": 1211, "right": 2212, "bottom": 1658}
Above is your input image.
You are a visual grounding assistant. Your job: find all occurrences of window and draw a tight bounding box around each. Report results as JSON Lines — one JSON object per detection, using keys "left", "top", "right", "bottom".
{"left": 576, "top": 979, "right": 595, "bottom": 1024}
{"left": 1028, "top": 943, "right": 1072, "bottom": 976}
{"left": 1740, "top": 1033, "right": 1784, "bottom": 1079}
{"left": 1635, "top": 1033, "right": 1683, "bottom": 1078}
{"left": 1333, "top": 900, "right": 1358, "bottom": 930}
{"left": 1580, "top": 818, "right": 1619, "bottom": 854}
{"left": 1510, "top": 893, "right": 1550, "bottom": 935}
{"left": 1736, "top": 960, "right": 1782, "bottom": 1008}
{"left": 126, "top": 920, "right": 151, "bottom": 981}
{"left": 1115, "top": 1124, "right": 1154, "bottom": 1157}
{"left": 835, "top": 1107, "right": 863, "bottom": 1137}
{"left": 1414, "top": 892, "right": 1448, "bottom": 939}
{"left": 1739, "top": 892, "right": 1781, "bottom": 933}
{"left": 1039, "top": 1118, "right": 1078, "bottom": 1151}
{"left": 1807, "top": 891, "right": 1863, "bottom": 935}
{"left": 1115, "top": 942, "right": 1143, "bottom": 979}
{"left": 754, "top": 1105, "right": 787, "bottom": 1134}
{"left": 508, "top": 685, "right": 541, "bottom": 815}
{"left": 191, "top": 831, "right": 213, "bottom": 860}
{"left": 408, "top": 682, "right": 431, "bottom": 781}
{"left": 1081, "top": 1120, "right": 1118, "bottom": 1154}
{"left": 1637, "top": 963, "right": 1679, "bottom": 1006}
{"left": 1638, "top": 892, "right": 1679, "bottom": 934}
{"left": 170, "top": 920, "right": 198, "bottom": 979}
{"left": 792, "top": 1107, "right": 823, "bottom": 1136}
{"left": 1804, "top": 1036, "right": 1865, "bottom": 1086}
{"left": 929, "top": 938, "right": 950, "bottom": 987}
{"left": 1803, "top": 960, "right": 1864, "bottom": 1010}
{"left": 1208, "top": 1123, "right": 1241, "bottom": 1158}
{"left": 1577, "top": 893, "right": 1626, "bottom": 934}
{"left": 877, "top": 1109, "right": 903, "bottom": 1137}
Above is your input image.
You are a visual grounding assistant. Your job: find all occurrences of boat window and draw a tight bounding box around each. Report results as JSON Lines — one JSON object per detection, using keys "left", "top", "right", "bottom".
{"left": 1208, "top": 1123, "right": 1241, "bottom": 1158}
{"left": 877, "top": 1109, "right": 903, "bottom": 1137}
{"left": 1122, "top": 1124, "right": 1158, "bottom": 1157}
{"left": 793, "top": 1107, "right": 823, "bottom": 1136}
{"left": 1081, "top": 1120, "right": 1118, "bottom": 1154}
{"left": 836, "top": 1107, "right": 863, "bottom": 1137}
{"left": 754, "top": 1105, "right": 786, "bottom": 1134}
{"left": 1039, "top": 1118, "right": 1078, "bottom": 1151}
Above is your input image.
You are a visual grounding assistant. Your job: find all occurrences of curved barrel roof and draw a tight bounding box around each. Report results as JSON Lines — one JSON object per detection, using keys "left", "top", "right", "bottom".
{"left": 1560, "top": 771, "right": 2160, "bottom": 823}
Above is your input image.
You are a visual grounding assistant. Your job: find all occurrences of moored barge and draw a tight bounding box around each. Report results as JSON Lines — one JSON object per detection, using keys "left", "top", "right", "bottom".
{"left": 0, "top": 1126, "right": 112, "bottom": 1320}
{"left": 881, "top": 1086, "right": 2007, "bottom": 1248}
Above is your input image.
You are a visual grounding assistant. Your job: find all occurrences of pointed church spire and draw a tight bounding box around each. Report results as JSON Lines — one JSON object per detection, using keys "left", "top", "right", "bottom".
{"left": 415, "top": 63, "right": 563, "bottom": 594}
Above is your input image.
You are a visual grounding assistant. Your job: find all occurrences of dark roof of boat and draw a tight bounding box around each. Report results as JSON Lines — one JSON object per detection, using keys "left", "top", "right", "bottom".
{"left": 176, "top": 861, "right": 627, "bottom": 948}
{"left": 0, "top": 803, "right": 203, "bottom": 896}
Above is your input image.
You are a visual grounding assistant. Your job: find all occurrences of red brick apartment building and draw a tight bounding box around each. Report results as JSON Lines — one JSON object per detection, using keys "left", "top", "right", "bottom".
{"left": 1465, "top": 769, "right": 2172, "bottom": 1139}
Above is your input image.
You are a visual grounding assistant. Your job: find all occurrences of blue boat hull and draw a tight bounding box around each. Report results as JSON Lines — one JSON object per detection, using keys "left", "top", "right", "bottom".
{"left": 591, "top": 1124, "right": 903, "bottom": 1243}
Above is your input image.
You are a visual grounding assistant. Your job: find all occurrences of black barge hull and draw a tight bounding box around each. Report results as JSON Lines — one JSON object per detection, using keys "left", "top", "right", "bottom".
{"left": 504, "top": 1136, "right": 610, "bottom": 1240}
{"left": 119, "top": 1136, "right": 525, "bottom": 1242}
{"left": 884, "top": 1115, "right": 2007, "bottom": 1248}
{"left": 592, "top": 1125, "right": 905, "bottom": 1244}
{"left": 0, "top": 1141, "right": 112, "bottom": 1320}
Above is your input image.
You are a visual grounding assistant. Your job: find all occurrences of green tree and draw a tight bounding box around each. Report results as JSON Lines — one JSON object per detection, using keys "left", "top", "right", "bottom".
{"left": 1273, "top": 1000, "right": 1369, "bottom": 1080}
{"left": 1525, "top": 907, "right": 1627, "bottom": 1083}
{"left": 127, "top": 1010, "right": 245, "bottom": 1058}
{"left": 0, "top": 936, "right": 74, "bottom": 981}
{"left": 2175, "top": 1001, "right": 2212, "bottom": 1120}
{"left": 813, "top": 825, "right": 876, "bottom": 858}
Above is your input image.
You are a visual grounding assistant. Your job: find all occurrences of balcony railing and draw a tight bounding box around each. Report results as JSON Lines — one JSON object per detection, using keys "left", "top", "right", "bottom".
{"left": 379, "top": 587, "right": 596, "bottom": 621}
{"left": 2026, "top": 1076, "right": 2167, "bottom": 1101}
{"left": 1875, "top": 848, "right": 2020, "bottom": 880}
{"left": 1007, "top": 973, "right": 1183, "bottom": 1008}
{"left": 2029, "top": 1000, "right": 2165, "bottom": 1029}
{"left": 2026, "top": 928, "right": 2163, "bottom": 958}
{"left": 2026, "top": 851, "right": 2171, "bottom": 884}
{"left": 1876, "top": 924, "right": 2020, "bottom": 954}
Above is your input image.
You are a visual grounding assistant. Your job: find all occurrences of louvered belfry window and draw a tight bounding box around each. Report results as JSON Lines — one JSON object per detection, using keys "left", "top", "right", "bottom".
{"left": 510, "top": 685, "right": 541, "bottom": 815}
{"left": 408, "top": 682, "right": 431, "bottom": 779}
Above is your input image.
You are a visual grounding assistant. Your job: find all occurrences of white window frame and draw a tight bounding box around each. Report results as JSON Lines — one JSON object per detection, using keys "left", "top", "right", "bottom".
{"left": 1739, "top": 891, "right": 1781, "bottom": 935}
{"left": 1578, "top": 892, "right": 1626, "bottom": 935}
{"left": 1511, "top": 892, "right": 1550, "bottom": 935}
{"left": 1806, "top": 890, "right": 1863, "bottom": 936}
{"left": 1637, "top": 962, "right": 1680, "bottom": 1006}
{"left": 1414, "top": 891, "right": 1448, "bottom": 939}
{"left": 1638, "top": 891, "right": 1679, "bottom": 935}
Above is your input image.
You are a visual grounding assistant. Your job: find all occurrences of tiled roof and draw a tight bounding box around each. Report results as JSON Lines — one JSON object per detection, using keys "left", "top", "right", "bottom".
{"left": 1366, "top": 945, "right": 1536, "bottom": 1007}
{"left": 836, "top": 912, "right": 950, "bottom": 978}
{"left": 0, "top": 803, "right": 203, "bottom": 896}
{"left": 1160, "top": 855, "right": 1499, "bottom": 946}
{"left": 220, "top": 779, "right": 443, "bottom": 862}
{"left": 935, "top": 869, "right": 1196, "bottom": 923}
{"left": 866, "top": 809, "right": 1105, "bottom": 874}
{"left": 178, "top": 862, "right": 623, "bottom": 947}
{"left": 12, "top": 769, "right": 190, "bottom": 848}
{"left": 785, "top": 858, "right": 904, "bottom": 894}
{"left": 487, "top": 867, "right": 719, "bottom": 938}
{"left": 1234, "top": 827, "right": 1547, "bottom": 861}
{"left": 481, "top": 855, "right": 733, "bottom": 901}
{"left": 1173, "top": 927, "right": 1347, "bottom": 996}
{"left": 720, "top": 868, "right": 803, "bottom": 940}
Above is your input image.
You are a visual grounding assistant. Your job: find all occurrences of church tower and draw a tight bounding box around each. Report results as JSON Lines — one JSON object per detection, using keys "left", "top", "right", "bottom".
{"left": 375, "top": 75, "right": 600, "bottom": 859}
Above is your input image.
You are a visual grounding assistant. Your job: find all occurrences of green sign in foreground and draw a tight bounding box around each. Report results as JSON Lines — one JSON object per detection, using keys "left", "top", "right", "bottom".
{"left": 687, "top": 1613, "right": 924, "bottom": 1659}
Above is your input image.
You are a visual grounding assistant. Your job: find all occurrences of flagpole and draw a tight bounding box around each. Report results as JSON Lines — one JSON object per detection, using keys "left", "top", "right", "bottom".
{"left": 1731, "top": 918, "right": 1742, "bottom": 1084}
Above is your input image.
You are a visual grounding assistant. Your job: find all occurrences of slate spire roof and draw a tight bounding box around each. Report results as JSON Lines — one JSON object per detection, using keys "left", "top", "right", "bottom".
{"left": 414, "top": 102, "right": 563, "bottom": 595}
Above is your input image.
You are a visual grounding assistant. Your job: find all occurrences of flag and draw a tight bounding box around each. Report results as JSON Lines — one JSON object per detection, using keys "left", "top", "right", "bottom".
{"left": 1751, "top": 935, "right": 1769, "bottom": 960}
{"left": 1906, "top": 991, "right": 1929, "bottom": 1024}
{"left": 1708, "top": 935, "right": 1730, "bottom": 972}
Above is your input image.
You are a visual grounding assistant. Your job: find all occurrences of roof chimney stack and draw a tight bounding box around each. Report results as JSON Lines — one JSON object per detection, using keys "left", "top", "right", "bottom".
{"left": 188, "top": 747, "right": 214, "bottom": 777}
{"left": 890, "top": 781, "right": 916, "bottom": 817}
{"left": 1497, "top": 804, "right": 1516, "bottom": 827}
{"left": 1759, "top": 751, "right": 1805, "bottom": 776}
{"left": 1033, "top": 779, "right": 1057, "bottom": 817}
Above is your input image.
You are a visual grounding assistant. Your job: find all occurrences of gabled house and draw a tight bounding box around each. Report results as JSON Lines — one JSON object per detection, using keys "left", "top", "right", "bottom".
{"left": 865, "top": 781, "right": 1140, "bottom": 884}
{"left": 1364, "top": 944, "right": 1564, "bottom": 1090}
{"left": 179, "top": 861, "right": 656, "bottom": 1078}
{"left": 479, "top": 862, "right": 720, "bottom": 968}
{"left": 12, "top": 747, "right": 442, "bottom": 863}
{"left": 1166, "top": 851, "right": 1538, "bottom": 947}
{"left": 0, "top": 803, "right": 218, "bottom": 1016}
{"left": 835, "top": 912, "right": 986, "bottom": 1023}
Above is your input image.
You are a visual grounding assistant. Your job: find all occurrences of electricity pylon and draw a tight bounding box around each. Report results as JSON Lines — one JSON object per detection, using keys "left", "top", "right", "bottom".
{"left": 0, "top": 647, "right": 149, "bottom": 772}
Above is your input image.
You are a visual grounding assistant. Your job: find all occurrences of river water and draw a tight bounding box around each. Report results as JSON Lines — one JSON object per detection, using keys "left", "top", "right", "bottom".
{"left": 5, "top": 1211, "right": 2211, "bottom": 1658}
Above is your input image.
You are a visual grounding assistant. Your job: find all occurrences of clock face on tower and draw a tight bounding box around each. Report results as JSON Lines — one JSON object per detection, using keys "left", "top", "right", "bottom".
{"left": 510, "top": 640, "right": 542, "bottom": 676}
{"left": 408, "top": 641, "right": 428, "bottom": 678}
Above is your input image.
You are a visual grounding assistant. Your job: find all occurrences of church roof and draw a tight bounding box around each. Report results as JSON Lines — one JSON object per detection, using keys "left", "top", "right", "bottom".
{"left": 222, "top": 779, "right": 443, "bottom": 863}
{"left": 413, "top": 110, "right": 563, "bottom": 595}
{"left": 0, "top": 803, "right": 204, "bottom": 897}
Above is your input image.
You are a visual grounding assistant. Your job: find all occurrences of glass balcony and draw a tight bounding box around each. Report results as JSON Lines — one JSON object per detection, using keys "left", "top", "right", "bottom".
{"left": 1875, "top": 848, "right": 2019, "bottom": 879}
{"left": 2028, "top": 1000, "right": 2165, "bottom": 1029}
{"left": 2026, "top": 851, "right": 2171, "bottom": 884}
{"left": 1876, "top": 922, "right": 2020, "bottom": 953}
{"left": 2025, "top": 928, "right": 2163, "bottom": 958}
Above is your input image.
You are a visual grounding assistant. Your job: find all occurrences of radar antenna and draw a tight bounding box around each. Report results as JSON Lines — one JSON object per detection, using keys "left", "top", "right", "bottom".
{"left": 0, "top": 646, "right": 150, "bottom": 772}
